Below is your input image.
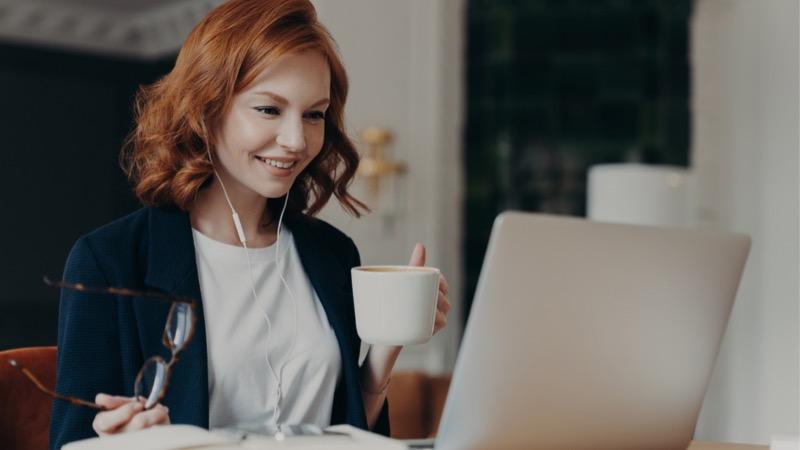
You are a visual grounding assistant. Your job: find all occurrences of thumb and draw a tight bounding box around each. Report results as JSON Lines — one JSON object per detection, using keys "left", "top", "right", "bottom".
{"left": 408, "top": 243, "right": 426, "bottom": 267}
{"left": 95, "top": 393, "right": 136, "bottom": 409}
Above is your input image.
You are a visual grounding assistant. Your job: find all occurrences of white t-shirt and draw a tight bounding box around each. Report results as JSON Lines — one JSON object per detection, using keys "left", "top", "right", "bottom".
{"left": 191, "top": 227, "right": 341, "bottom": 430}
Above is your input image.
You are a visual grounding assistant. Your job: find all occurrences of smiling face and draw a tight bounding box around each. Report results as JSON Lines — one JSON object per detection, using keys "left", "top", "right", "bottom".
{"left": 212, "top": 50, "right": 331, "bottom": 201}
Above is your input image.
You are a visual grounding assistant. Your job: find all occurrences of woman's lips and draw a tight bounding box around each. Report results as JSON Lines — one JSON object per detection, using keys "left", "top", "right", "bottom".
{"left": 254, "top": 155, "right": 298, "bottom": 177}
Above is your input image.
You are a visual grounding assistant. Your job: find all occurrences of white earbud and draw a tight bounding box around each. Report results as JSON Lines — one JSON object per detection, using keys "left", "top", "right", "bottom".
{"left": 231, "top": 212, "right": 247, "bottom": 245}
{"left": 206, "top": 148, "right": 248, "bottom": 245}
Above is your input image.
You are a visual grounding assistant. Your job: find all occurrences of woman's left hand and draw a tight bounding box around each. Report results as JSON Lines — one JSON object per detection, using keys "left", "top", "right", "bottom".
{"left": 408, "top": 243, "right": 451, "bottom": 335}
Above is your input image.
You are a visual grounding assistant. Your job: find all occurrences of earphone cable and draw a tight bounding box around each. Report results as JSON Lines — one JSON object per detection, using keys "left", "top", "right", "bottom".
{"left": 207, "top": 149, "right": 298, "bottom": 427}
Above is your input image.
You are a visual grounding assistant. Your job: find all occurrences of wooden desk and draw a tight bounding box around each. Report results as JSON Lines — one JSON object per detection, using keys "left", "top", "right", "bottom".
{"left": 689, "top": 441, "right": 768, "bottom": 450}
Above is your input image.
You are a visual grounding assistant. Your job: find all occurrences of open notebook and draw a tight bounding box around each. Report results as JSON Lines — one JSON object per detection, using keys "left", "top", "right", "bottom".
{"left": 62, "top": 424, "right": 408, "bottom": 450}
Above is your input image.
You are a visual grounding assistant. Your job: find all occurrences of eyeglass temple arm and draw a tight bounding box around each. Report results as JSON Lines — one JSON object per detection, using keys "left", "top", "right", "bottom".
{"left": 43, "top": 276, "right": 197, "bottom": 305}
{"left": 8, "top": 359, "right": 107, "bottom": 411}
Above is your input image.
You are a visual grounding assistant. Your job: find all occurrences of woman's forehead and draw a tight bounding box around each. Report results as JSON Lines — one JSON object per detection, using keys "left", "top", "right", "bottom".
{"left": 242, "top": 51, "right": 330, "bottom": 103}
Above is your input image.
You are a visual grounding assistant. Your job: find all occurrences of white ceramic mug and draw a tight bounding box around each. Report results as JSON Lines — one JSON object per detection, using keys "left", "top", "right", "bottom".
{"left": 351, "top": 265, "right": 441, "bottom": 345}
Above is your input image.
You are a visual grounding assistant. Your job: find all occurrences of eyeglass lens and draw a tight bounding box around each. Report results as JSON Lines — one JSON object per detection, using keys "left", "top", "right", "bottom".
{"left": 166, "top": 302, "right": 194, "bottom": 351}
{"left": 135, "top": 356, "right": 169, "bottom": 409}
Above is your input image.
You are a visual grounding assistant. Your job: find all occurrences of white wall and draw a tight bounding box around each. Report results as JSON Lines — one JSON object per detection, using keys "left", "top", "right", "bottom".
{"left": 691, "top": 0, "right": 799, "bottom": 444}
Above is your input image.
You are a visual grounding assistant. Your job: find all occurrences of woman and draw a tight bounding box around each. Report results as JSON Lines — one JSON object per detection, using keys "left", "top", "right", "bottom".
{"left": 49, "top": 0, "right": 450, "bottom": 448}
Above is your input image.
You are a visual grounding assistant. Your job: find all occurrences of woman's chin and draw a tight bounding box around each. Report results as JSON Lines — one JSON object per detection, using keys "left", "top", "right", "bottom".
{"left": 251, "top": 180, "right": 295, "bottom": 200}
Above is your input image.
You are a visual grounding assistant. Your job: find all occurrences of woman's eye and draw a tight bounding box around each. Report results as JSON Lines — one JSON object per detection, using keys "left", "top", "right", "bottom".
{"left": 255, "top": 106, "right": 280, "bottom": 116}
{"left": 305, "top": 111, "right": 326, "bottom": 121}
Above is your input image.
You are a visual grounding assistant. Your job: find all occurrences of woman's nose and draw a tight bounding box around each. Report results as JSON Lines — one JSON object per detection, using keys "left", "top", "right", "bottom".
{"left": 276, "top": 117, "right": 306, "bottom": 152}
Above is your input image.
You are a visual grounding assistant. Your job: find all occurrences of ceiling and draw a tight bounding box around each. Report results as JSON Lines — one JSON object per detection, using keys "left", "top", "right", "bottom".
{"left": 0, "top": 0, "right": 223, "bottom": 59}
{"left": 65, "top": 0, "right": 186, "bottom": 13}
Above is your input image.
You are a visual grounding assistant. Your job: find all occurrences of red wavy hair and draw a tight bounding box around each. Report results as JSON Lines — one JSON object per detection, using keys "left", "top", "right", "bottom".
{"left": 120, "top": 0, "right": 366, "bottom": 217}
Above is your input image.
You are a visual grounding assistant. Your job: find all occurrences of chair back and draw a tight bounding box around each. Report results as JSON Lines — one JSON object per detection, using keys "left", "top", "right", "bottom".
{"left": 0, "top": 346, "right": 57, "bottom": 450}
{"left": 387, "top": 371, "right": 451, "bottom": 439}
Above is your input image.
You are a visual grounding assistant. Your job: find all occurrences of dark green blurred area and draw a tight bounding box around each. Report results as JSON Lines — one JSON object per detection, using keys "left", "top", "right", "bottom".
{"left": 463, "top": 0, "right": 691, "bottom": 318}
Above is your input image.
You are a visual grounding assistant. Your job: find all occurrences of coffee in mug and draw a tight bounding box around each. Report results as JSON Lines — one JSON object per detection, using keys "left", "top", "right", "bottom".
{"left": 351, "top": 265, "right": 440, "bottom": 345}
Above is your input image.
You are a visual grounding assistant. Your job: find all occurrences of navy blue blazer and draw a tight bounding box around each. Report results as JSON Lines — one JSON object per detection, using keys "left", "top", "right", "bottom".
{"left": 49, "top": 205, "right": 389, "bottom": 449}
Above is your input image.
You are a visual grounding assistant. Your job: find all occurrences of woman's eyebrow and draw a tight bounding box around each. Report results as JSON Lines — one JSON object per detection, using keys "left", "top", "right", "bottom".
{"left": 252, "top": 90, "right": 329, "bottom": 108}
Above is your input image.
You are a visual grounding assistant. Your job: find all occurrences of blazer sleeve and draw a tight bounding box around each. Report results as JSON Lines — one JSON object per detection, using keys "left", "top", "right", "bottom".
{"left": 347, "top": 237, "right": 391, "bottom": 437}
{"left": 49, "top": 237, "right": 124, "bottom": 450}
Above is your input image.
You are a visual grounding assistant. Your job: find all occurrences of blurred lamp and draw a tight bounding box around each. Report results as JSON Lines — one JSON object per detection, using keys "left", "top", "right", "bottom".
{"left": 588, "top": 164, "right": 691, "bottom": 227}
{"left": 357, "top": 127, "right": 407, "bottom": 206}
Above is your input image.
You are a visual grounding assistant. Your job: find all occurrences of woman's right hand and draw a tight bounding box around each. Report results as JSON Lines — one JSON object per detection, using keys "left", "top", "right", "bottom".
{"left": 92, "top": 393, "right": 170, "bottom": 436}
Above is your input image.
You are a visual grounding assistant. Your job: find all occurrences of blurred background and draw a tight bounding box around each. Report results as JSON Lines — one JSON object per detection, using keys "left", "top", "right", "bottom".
{"left": 0, "top": 0, "right": 796, "bottom": 445}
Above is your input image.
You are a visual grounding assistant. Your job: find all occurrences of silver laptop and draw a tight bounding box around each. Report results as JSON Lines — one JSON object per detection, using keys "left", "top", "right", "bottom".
{"left": 432, "top": 211, "right": 750, "bottom": 450}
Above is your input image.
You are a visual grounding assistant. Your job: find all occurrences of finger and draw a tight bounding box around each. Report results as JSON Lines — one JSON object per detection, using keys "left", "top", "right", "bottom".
{"left": 122, "top": 404, "right": 170, "bottom": 433}
{"left": 95, "top": 393, "right": 135, "bottom": 409}
{"left": 408, "top": 243, "right": 426, "bottom": 267}
{"left": 434, "top": 310, "right": 447, "bottom": 333}
{"left": 92, "top": 400, "right": 144, "bottom": 435}
{"left": 438, "top": 276, "right": 449, "bottom": 295}
{"left": 437, "top": 293, "right": 451, "bottom": 315}
{"left": 156, "top": 407, "right": 171, "bottom": 426}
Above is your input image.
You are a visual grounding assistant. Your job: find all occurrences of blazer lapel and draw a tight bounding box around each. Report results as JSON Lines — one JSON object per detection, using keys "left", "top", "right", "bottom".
{"left": 140, "top": 206, "right": 209, "bottom": 428}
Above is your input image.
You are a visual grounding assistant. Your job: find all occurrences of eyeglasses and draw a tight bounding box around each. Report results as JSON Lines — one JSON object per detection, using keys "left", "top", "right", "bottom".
{"left": 8, "top": 277, "right": 197, "bottom": 411}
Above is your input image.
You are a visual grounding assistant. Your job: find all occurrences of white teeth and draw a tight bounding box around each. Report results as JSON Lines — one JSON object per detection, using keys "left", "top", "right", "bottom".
{"left": 256, "top": 156, "right": 295, "bottom": 169}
